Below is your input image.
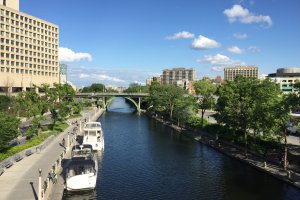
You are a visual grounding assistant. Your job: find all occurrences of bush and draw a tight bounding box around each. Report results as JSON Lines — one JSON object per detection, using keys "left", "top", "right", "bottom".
{"left": 187, "top": 116, "right": 208, "bottom": 128}
{"left": 0, "top": 122, "right": 68, "bottom": 161}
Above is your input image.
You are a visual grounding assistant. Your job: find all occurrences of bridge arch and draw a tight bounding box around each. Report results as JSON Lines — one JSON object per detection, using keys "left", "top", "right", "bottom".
{"left": 105, "top": 96, "right": 141, "bottom": 113}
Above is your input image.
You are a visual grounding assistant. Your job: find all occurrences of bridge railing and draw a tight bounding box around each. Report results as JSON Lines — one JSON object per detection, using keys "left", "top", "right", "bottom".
{"left": 75, "top": 93, "right": 149, "bottom": 97}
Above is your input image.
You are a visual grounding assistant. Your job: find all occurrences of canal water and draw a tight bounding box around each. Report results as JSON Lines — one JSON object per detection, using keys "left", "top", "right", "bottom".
{"left": 64, "top": 98, "right": 300, "bottom": 200}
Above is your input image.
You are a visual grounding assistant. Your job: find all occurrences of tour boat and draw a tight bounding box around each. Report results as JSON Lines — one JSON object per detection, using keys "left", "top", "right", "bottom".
{"left": 83, "top": 122, "right": 104, "bottom": 151}
{"left": 66, "top": 145, "right": 98, "bottom": 191}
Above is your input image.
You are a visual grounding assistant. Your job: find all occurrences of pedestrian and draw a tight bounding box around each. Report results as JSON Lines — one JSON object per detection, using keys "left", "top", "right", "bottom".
{"left": 62, "top": 138, "right": 65, "bottom": 147}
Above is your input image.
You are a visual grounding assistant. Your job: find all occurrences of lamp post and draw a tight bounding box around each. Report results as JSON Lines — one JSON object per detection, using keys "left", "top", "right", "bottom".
{"left": 38, "top": 168, "right": 42, "bottom": 200}
{"left": 79, "top": 119, "right": 82, "bottom": 132}
{"left": 67, "top": 132, "right": 70, "bottom": 150}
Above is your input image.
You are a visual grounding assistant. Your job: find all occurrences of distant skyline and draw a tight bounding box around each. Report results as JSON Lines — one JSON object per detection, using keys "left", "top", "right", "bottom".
{"left": 21, "top": 0, "right": 300, "bottom": 87}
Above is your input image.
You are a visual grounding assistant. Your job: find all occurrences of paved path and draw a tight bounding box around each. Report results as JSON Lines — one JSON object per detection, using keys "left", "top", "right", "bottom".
{"left": 0, "top": 108, "right": 101, "bottom": 200}
{"left": 0, "top": 129, "right": 71, "bottom": 200}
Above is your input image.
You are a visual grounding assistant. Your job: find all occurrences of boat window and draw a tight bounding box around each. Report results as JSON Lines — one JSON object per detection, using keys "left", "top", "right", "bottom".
{"left": 89, "top": 131, "right": 96, "bottom": 136}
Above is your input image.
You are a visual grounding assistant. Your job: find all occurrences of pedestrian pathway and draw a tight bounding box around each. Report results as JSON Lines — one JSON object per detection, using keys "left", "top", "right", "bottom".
{"left": 0, "top": 108, "right": 103, "bottom": 200}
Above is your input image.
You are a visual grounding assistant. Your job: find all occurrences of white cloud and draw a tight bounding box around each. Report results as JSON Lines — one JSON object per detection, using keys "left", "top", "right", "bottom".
{"left": 224, "top": 4, "right": 272, "bottom": 28}
{"left": 79, "top": 73, "right": 90, "bottom": 79}
{"left": 233, "top": 33, "right": 248, "bottom": 40}
{"left": 79, "top": 73, "right": 125, "bottom": 83}
{"left": 166, "top": 31, "right": 195, "bottom": 40}
{"left": 191, "top": 35, "right": 220, "bottom": 50}
{"left": 59, "top": 47, "right": 92, "bottom": 62}
{"left": 228, "top": 46, "right": 244, "bottom": 54}
{"left": 198, "top": 53, "right": 246, "bottom": 71}
{"left": 248, "top": 46, "right": 260, "bottom": 52}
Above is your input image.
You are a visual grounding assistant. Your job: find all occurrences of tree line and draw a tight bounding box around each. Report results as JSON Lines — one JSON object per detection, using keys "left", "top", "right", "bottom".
{"left": 0, "top": 83, "right": 80, "bottom": 152}
{"left": 145, "top": 77, "right": 300, "bottom": 170}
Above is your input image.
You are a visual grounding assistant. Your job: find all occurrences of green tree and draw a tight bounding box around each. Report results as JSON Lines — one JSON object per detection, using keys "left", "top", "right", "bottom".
{"left": 81, "top": 83, "right": 105, "bottom": 93}
{"left": 0, "top": 112, "right": 20, "bottom": 152}
{"left": 215, "top": 76, "right": 260, "bottom": 153}
{"left": 124, "top": 83, "right": 149, "bottom": 93}
{"left": 148, "top": 84, "right": 184, "bottom": 119}
{"left": 173, "top": 95, "right": 197, "bottom": 126}
{"left": 0, "top": 95, "right": 12, "bottom": 112}
{"left": 193, "top": 79, "right": 217, "bottom": 126}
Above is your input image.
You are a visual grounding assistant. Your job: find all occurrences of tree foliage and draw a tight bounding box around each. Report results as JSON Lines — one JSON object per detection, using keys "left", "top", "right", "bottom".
{"left": 193, "top": 79, "right": 217, "bottom": 126}
{"left": 214, "top": 76, "right": 287, "bottom": 152}
{"left": 81, "top": 83, "right": 105, "bottom": 93}
{"left": 148, "top": 83, "right": 185, "bottom": 119}
{"left": 124, "top": 83, "right": 149, "bottom": 93}
{"left": 0, "top": 112, "right": 20, "bottom": 152}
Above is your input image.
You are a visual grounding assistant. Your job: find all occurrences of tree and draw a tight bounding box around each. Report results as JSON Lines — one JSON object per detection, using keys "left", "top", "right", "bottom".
{"left": 0, "top": 95, "right": 12, "bottom": 111}
{"left": 148, "top": 84, "right": 184, "bottom": 119}
{"left": 173, "top": 95, "right": 197, "bottom": 126}
{"left": 215, "top": 76, "right": 261, "bottom": 154}
{"left": 193, "top": 79, "right": 217, "bottom": 126}
{"left": 0, "top": 112, "right": 20, "bottom": 152}
{"left": 124, "top": 83, "right": 149, "bottom": 93}
{"left": 81, "top": 83, "right": 105, "bottom": 93}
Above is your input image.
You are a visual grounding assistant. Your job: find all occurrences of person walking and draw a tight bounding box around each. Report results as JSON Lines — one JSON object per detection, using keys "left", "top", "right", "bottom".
{"left": 62, "top": 138, "right": 65, "bottom": 147}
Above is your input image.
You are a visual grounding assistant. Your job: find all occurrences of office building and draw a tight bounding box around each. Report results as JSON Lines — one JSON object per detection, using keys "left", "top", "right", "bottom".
{"left": 267, "top": 67, "right": 300, "bottom": 93}
{"left": 162, "top": 68, "right": 195, "bottom": 85}
{"left": 224, "top": 66, "right": 259, "bottom": 81}
{"left": 0, "top": 0, "right": 59, "bottom": 94}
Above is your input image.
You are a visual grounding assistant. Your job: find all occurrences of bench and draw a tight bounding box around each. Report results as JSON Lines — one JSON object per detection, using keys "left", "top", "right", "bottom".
{"left": 4, "top": 160, "right": 13, "bottom": 168}
{"left": 15, "top": 154, "right": 23, "bottom": 162}
{"left": 25, "top": 149, "right": 33, "bottom": 156}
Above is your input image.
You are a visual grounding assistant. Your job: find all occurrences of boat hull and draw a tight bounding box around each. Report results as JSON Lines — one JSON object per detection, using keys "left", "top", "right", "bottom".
{"left": 66, "top": 173, "right": 97, "bottom": 191}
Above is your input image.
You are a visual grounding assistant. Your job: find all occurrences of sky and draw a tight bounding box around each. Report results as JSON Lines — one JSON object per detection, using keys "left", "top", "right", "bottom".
{"left": 21, "top": 0, "right": 300, "bottom": 88}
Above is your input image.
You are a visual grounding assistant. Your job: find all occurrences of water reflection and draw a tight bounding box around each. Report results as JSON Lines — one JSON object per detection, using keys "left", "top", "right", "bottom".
{"left": 107, "top": 97, "right": 136, "bottom": 113}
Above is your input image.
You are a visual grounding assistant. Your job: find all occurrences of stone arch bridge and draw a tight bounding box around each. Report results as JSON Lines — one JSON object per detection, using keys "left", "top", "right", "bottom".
{"left": 75, "top": 93, "right": 149, "bottom": 112}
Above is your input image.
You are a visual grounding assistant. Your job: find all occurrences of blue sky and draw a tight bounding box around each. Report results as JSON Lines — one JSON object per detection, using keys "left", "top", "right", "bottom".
{"left": 21, "top": 0, "right": 300, "bottom": 87}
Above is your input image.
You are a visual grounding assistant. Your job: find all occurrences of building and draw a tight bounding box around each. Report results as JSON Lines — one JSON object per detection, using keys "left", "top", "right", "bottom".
{"left": 162, "top": 68, "right": 195, "bottom": 85}
{"left": 224, "top": 66, "right": 259, "bottom": 81}
{"left": 146, "top": 76, "right": 162, "bottom": 85}
{"left": 267, "top": 68, "right": 300, "bottom": 93}
{"left": 60, "top": 63, "right": 67, "bottom": 84}
{"left": 0, "top": 0, "right": 59, "bottom": 95}
{"left": 152, "top": 76, "right": 161, "bottom": 84}
{"left": 146, "top": 78, "right": 152, "bottom": 86}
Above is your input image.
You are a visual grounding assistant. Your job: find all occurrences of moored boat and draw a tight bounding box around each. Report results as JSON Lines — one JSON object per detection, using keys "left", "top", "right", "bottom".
{"left": 66, "top": 145, "right": 98, "bottom": 191}
{"left": 83, "top": 122, "right": 104, "bottom": 151}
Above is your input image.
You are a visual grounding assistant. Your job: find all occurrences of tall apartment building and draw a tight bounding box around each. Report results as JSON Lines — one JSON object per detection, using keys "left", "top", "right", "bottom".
{"left": 162, "top": 68, "right": 195, "bottom": 85}
{"left": 0, "top": 0, "right": 59, "bottom": 94}
{"left": 224, "top": 66, "right": 259, "bottom": 81}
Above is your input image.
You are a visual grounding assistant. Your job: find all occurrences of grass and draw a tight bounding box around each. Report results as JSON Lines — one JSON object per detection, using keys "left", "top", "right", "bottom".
{"left": 0, "top": 121, "right": 68, "bottom": 162}
{"left": 68, "top": 114, "right": 82, "bottom": 119}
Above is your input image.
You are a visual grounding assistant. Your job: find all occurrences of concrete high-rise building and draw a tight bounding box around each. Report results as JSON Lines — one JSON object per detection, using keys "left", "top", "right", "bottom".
{"left": 0, "top": 0, "right": 59, "bottom": 95}
{"left": 224, "top": 66, "right": 259, "bottom": 81}
{"left": 267, "top": 67, "right": 300, "bottom": 93}
{"left": 162, "top": 68, "right": 195, "bottom": 85}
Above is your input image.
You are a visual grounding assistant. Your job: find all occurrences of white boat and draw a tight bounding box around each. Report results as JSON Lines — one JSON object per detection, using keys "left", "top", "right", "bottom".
{"left": 83, "top": 122, "right": 104, "bottom": 151}
{"left": 66, "top": 145, "right": 98, "bottom": 191}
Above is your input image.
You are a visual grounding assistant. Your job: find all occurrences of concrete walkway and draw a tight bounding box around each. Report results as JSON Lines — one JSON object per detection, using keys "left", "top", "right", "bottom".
{"left": 0, "top": 108, "right": 102, "bottom": 200}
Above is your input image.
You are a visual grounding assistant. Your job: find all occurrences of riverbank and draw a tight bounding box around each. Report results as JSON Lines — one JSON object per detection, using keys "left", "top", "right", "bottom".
{"left": 0, "top": 108, "right": 104, "bottom": 200}
{"left": 146, "top": 112, "right": 300, "bottom": 190}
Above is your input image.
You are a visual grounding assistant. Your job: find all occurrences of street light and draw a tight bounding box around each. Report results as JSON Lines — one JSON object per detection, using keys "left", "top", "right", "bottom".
{"left": 38, "top": 168, "right": 42, "bottom": 200}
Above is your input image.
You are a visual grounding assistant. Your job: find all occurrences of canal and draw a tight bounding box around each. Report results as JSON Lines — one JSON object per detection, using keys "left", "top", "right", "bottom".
{"left": 64, "top": 98, "right": 300, "bottom": 200}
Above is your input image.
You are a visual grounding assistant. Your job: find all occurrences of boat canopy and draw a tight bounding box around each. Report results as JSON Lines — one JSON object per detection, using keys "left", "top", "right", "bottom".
{"left": 68, "top": 159, "right": 95, "bottom": 168}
